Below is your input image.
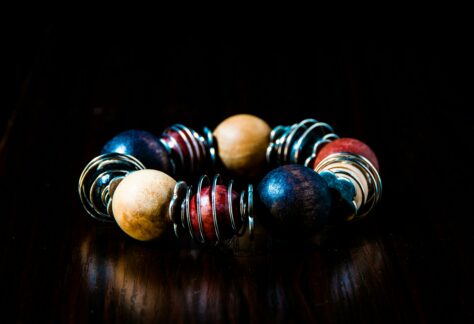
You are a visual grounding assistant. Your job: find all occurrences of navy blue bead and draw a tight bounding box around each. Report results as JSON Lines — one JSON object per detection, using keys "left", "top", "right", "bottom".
{"left": 256, "top": 164, "right": 332, "bottom": 238}
{"left": 101, "top": 130, "right": 173, "bottom": 174}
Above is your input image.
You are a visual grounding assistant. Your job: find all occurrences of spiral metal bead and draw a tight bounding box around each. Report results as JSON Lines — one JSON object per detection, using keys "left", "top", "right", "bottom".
{"left": 168, "top": 174, "right": 254, "bottom": 244}
{"left": 315, "top": 152, "right": 382, "bottom": 221}
{"left": 78, "top": 153, "right": 145, "bottom": 222}
{"left": 160, "top": 124, "right": 216, "bottom": 176}
{"left": 266, "top": 118, "right": 339, "bottom": 167}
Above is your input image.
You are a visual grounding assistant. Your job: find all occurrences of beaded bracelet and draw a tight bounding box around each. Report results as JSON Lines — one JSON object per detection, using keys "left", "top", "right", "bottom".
{"left": 78, "top": 114, "right": 382, "bottom": 245}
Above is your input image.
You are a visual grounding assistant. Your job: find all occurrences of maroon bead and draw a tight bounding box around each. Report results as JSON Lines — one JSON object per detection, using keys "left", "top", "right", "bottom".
{"left": 161, "top": 125, "right": 207, "bottom": 175}
{"left": 314, "top": 138, "right": 380, "bottom": 171}
{"left": 189, "top": 184, "right": 241, "bottom": 242}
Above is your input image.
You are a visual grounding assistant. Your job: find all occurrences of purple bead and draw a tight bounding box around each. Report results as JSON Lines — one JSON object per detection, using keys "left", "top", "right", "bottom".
{"left": 257, "top": 164, "right": 332, "bottom": 239}
{"left": 101, "top": 130, "right": 173, "bottom": 174}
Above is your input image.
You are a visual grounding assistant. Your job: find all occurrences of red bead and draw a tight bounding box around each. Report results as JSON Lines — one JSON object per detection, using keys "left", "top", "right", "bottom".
{"left": 161, "top": 126, "right": 206, "bottom": 174}
{"left": 314, "top": 138, "right": 380, "bottom": 171}
{"left": 189, "top": 185, "right": 241, "bottom": 242}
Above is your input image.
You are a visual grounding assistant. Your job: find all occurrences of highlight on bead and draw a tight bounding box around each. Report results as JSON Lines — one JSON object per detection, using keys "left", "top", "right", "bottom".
{"left": 78, "top": 153, "right": 146, "bottom": 222}
{"left": 314, "top": 152, "right": 382, "bottom": 221}
{"left": 266, "top": 118, "right": 339, "bottom": 167}
{"left": 168, "top": 174, "right": 254, "bottom": 244}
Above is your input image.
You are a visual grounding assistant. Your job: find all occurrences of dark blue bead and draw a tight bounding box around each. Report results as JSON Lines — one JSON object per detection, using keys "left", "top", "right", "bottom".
{"left": 256, "top": 164, "right": 331, "bottom": 238}
{"left": 101, "top": 130, "right": 173, "bottom": 174}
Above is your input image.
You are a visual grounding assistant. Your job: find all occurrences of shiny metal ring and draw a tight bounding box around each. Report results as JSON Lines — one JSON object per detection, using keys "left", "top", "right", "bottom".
{"left": 267, "top": 118, "right": 338, "bottom": 166}
{"left": 78, "top": 153, "right": 145, "bottom": 222}
{"left": 161, "top": 124, "right": 210, "bottom": 176}
{"left": 303, "top": 133, "right": 340, "bottom": 167}
{"left": 315, "top": 152, "right": 382, "bottom": 220}
{"left": 169, "top": 125, "right": 196, "bottom": 173}
{"left": 169, "top": 174, "right": 254, "bottom": 244}
{"left": 203, "top": 126, "right": 217, "bottom": 167}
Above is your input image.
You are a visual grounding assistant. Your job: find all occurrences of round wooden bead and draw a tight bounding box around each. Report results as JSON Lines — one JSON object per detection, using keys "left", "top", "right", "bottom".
{"left": 102, "top": 130, "right": 173, "bottom": 174}
{"left": 257, "top": 164, "right": 331, "bottom": 238}
{"left": 112, "top": 169, "right": 176, "bottom": 241}
{"left": 213, "top": 114, "right": 271, "bottom": 176}
{"left": 189, "top": 185, "right": 240, "bottom": 242}
{"left": 313, "top": 138, "right": 380, "bottom": 171}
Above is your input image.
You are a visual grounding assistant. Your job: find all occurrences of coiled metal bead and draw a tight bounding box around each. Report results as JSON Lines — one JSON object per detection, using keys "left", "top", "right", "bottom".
{"left": 168, "top": 174, "right": 254, "bottom": 244}
{"left": 78, "top": 153, "right": 145, "bottom": 222}
{"left": 266, "top": 118, "right": 339, "bottom": 167}
{"left": 160, "top": 124, "right": 216, "bottom": 176}
{"left": 315, "top": 152, "right": 382, "bottom": 221}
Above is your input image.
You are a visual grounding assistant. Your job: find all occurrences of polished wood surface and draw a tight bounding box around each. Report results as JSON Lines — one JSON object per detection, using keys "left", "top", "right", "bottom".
{"left": 1, "top": 26, "right": 472, "bottom": 323}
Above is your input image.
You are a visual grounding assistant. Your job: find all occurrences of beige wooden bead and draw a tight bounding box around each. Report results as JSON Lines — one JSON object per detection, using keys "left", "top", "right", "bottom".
{"left": 213, "top": 114, "right": 271, "bottom": 176}
{"left": 112, "top": 169, "right": 176, "bottom": 241}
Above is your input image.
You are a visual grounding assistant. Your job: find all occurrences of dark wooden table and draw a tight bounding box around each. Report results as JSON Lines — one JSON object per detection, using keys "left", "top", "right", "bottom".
{"left": 1, "top": 25, "right": 473, "bottom": 323}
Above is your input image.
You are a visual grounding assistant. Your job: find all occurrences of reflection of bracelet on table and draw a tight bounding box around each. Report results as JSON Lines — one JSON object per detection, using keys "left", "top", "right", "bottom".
{"left": 78, "top": 114, "right": 382, "bottom": 247}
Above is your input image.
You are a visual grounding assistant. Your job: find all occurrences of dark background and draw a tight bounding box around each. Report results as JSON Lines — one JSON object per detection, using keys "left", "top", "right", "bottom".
{"left": 1, "top": 23, "right": 473, "bottom": 323}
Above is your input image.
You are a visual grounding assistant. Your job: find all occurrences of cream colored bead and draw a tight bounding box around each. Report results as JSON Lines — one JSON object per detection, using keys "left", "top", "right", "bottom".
{"left": 112, "top": 169, "right": 176, "bottom": 241}
{"left": 213, "top": 114, "right": 271, "bottom": 176}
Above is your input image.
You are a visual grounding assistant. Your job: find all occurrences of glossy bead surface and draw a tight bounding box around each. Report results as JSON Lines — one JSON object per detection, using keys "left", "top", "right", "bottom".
{"left": 112, "top": 169, "right": 176, "bottom": 241}
{"left": 213, "top": 114, "right": 271, "bottom": 176}
{"left": 257, "top": 164, "right": 331, "bottom": 238}
{"left": 101, "top": 130, "right": 173, "bottom": 173}
{"left": 313, "top": 138, "right": 379, "bottom": 171}
{"left": 189, "top": 185, "right": 240, "bottom": 242}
